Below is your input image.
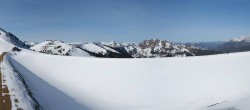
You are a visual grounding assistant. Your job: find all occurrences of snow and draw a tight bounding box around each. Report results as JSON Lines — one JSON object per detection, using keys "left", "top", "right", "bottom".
{"left": 30, "top": 40, "right": 94, "bottom": 57}
{"left": 101, "top": 41, "right": 123, "bottom": 47}
{"left": 0, "top": 38, "right": 14, "bottom": 54}
{"left": 1, "top": 55, "right": 34, "bottom": 110}
{"left": 0, "top": 28, "right": 13, "bottom": 44}
{"left": 100, "top": 45, "right": 120, "bottom": 53}
{"left": 30, "top": 41, "right": 51, "bottom": 50}
{"left": 8, "top": 51, "right": 250, "bottom": 110}
{"left": 67, "top": 48, "right": 92, "bottom": 57}
{"left": 30, "top": 40, "right": 72, "bottom": 55}
{"left": 139, "top": 47, "right": 152, "bottom": 57}
{"left": 24, "top": 41, "right": 37, "bottom": 47}
{"left": 79, "top": 43, "right": 107, "bottom": 55}
{"left": 0, "top": 28, "right": 28, "bottom": 49}
{"left": 8, "top": 56, "right": 89, "bottom": 110}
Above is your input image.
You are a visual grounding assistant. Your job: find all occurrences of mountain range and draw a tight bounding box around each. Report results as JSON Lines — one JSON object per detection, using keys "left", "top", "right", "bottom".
{"left": 1, "top": 27, "right": 250, "bottom": 58}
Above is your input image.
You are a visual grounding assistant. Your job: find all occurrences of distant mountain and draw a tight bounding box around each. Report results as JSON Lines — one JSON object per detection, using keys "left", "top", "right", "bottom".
{"left": 3, "top": 27, "right": 250, "bottom": 58}
{"left": 216, "top": 36, "right": 250, "bottom": 52}
{"left": 230, "top": 36, "right": 250, "bottom": 42}
{"left": 29, "top": 40, "right": 132, "bottom": 58}
{"left": 101, "top": 39, "right": 220, "bottom": 58}
{"left": 184, "top": 36, "right": 250, "bottom": 54}
{"left": 30, "top": 39, "right": 227, "bottom": 58}
{"left": 135, "top": 39, "right": 194, "bottom": 57}
{"left": 71, "top": 42, "right": 132, "bottom": 58}
{"left": 185, "top": 41, "right": 225, "bottom": 50}
{"left": 30, "top": 40, "right": 92, "bottom": 57}
{"left": 24, "top": 41, "right": 38, "bottom": 47}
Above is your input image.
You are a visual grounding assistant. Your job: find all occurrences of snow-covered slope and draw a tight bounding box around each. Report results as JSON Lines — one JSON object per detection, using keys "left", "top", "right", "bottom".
{"left": 8, "top": 51, "right": 250, "bottom": 110}
{"left": 73, "top": 42, "right": 131, "bottom": 58}
{"left": 0, "top": 38, "right": 15, "bottom": 54}
{"left": 78, "top": 43, "right": 108, "bottom": 55}
{"left": 0, "top": 28, "right": 30, "bottom": 54}
{"left": 0, "top": 28, "right": 28, "bottom": 49}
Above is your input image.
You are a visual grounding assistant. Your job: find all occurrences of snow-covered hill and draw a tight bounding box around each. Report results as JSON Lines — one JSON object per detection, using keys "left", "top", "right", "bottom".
{"left": 30, "top": 40, "right": 91, "bottom": 57}
{"left": 31, "top": 40, "right": 72, "bottom": 55}
{"left": 8, "top": 50, "right": 250, "bottom": 110}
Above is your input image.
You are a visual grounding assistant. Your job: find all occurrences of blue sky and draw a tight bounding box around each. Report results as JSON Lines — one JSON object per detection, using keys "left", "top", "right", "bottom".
{"left": 0, "top": 0, "right": 250, "bottom": 43}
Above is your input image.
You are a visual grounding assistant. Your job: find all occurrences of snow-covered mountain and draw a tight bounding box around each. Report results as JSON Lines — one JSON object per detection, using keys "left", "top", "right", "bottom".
{"left": 137, "top": 39, "right": 194, "bottom": 57}
{"left": 0, "top": 28, "right": 28, "bottom": 49}
{"left": 29, "top": 40, "right": 132, "bottom": 58}
{"left": 2, "top": 27, "right": 250, "bottom": 58}
{"left": 230, "top": 36, "right": 250, "bottom": 42}
{"left": 72, "top": 42, "right": 132, "bottom": 58}
{"left": 64, "top": 39, "right": 227, "bottom": 58}
{"left": 0, "top": 28, "right": 30, "bottom": 54}
{"left": 30, "top": 40, "right": 91, "bottom": 57}
{"left": 99, "top": 39, "right": 195, "bottom": 58}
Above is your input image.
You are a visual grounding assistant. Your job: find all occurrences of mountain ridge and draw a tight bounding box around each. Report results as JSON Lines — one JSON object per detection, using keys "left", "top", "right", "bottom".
{"left": 1, "top": 27, "right": 250, "bottom": 58}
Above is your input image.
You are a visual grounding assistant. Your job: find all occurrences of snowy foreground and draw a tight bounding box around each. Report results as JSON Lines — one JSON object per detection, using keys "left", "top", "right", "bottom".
{"left": 4, "top": 51, "right": 250, "bottom": 110}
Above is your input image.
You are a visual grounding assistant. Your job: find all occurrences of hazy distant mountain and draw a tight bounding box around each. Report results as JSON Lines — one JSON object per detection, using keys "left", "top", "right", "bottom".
{"left": 184, "top": 36, "right": 250, "bottom": 54}
{"left": 216, "top": 36, "right": 250, "bottom": 52}
{"left": 185, "top": 41, "right": 225, "bottom": 50}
